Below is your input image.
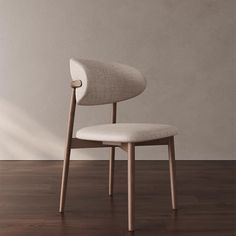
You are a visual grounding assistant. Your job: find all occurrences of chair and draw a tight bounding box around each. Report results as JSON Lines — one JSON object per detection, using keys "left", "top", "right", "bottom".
{"left": 59, "top": 58, "right": 178, "bottom": 231}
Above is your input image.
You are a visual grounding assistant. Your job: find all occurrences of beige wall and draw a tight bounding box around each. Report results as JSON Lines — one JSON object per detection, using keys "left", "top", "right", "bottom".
{"left": 0, "top": 0, "right": 235, "bottom": 160}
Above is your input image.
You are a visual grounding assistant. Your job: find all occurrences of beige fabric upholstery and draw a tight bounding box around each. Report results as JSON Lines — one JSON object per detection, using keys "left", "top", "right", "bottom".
{"left": 76, "top": 123, "right": 178, "bottom": 143}
{"left": 70, "top": 58, "right": 146, "bottom": 105}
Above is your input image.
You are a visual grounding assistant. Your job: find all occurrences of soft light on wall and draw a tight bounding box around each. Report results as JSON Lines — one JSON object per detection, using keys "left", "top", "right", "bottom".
{"left": 0, "top": 0, "right": 234, "bottom": 160}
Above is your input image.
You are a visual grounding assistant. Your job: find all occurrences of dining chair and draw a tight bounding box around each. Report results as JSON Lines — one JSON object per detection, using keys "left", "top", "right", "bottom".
{"left": 59, "top": 58, "right": 178, "bottom": 231}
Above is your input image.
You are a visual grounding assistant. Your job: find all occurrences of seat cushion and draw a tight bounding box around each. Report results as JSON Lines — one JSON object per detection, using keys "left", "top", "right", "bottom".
{"left": 76, "top": 123, "right": 178, "bottom": 143}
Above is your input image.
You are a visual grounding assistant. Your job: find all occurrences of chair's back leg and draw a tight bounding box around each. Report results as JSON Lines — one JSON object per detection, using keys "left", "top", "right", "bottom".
{"left": 109, "top": 147, "right": 115, "bottom": 196}
{"left": 108, "top": 103, "right": 117, "bottom": 196}
{"left": 59, "top": 88, "right": 76, "bottom": 212}
{"left": 168, "top": 136, "right": 177, "bottom": 210}
{"left": 128, "top": 143, "right": 135, "bottom": 231}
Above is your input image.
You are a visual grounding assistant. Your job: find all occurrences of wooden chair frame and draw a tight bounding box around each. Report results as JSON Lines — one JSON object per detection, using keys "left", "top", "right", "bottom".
{"left": 59, "top": 80, "right": 177, "bottom": 231}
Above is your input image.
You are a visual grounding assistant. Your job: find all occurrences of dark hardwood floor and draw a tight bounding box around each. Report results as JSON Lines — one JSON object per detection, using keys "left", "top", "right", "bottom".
{"left": 0, "top": 161, "right": 235, "bottom": 236}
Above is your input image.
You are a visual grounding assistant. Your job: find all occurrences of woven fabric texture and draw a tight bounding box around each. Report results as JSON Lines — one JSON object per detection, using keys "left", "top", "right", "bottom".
{"left": 76, "top": 123, "right": 178, "bottom": 142}
{"left": 70, "top": 58, "right": 146, "bottom": 105}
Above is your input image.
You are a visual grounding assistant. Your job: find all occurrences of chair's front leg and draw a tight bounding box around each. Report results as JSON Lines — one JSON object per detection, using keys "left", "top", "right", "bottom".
{"left": 59, "top": 88, "right": 76, "bottom": 213}
{"left": 128, "top": 143, "right": 135, "bottom": 231}
{"left": 168, "top": 136, "right": 177, "bottom": 210}
{"left": 59, "top": 141, "right": 72, "bottom": 212}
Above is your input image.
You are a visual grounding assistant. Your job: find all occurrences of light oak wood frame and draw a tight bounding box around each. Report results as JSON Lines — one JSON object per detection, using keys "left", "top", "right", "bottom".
{"left": 59, "top": 80, "right": 177, "bottom": 232}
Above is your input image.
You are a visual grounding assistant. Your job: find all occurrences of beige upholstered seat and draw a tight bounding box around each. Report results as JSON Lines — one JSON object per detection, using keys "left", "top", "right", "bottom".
{"left": 77, "top": 123, "right": 178, "bottom": 143}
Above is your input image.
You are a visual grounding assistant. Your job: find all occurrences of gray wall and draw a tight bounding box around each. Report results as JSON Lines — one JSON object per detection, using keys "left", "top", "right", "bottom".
{"left": 0, "top": 0, "right": 235, "bottom": 160}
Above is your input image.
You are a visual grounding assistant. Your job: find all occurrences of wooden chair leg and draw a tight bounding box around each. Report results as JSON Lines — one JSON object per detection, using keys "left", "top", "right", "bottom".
{"left": 109, "top": 147, "right": 115, "bottom": 196}
{"left": 59, "top": 89, "right": 76, "bottom": 213}
{"left": 128, "top": 143, "right": 135, "bottom": 231}
{"left": 168, "top": 136, "right": 177, "bottom": 210}
{"left": 59, "top": 144, "right": 72, "bottom": 212}
{"left": 109, "top": 103, "right": 117, "bottom": 196}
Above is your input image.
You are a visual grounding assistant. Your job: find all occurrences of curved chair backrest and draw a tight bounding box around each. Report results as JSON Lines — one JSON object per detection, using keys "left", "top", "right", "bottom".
{"left": 70, "top": 58, "right": 146, "bottom": 106}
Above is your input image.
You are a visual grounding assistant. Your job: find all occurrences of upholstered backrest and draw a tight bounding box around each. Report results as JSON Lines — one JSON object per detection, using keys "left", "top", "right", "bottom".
{"left": 70, "top": 58, "right": 146, "bottom": 105}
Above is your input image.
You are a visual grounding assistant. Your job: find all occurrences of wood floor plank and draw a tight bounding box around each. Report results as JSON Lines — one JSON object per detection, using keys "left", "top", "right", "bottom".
{"left": 0, "top": 161, "right": 235, "bottom": 236}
